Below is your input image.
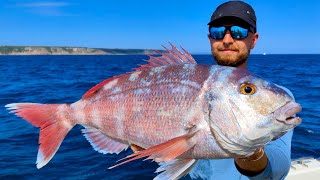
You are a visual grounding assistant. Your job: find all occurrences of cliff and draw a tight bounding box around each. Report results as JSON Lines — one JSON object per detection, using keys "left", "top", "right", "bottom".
{"left": 0, "top": 46, "right": 166, "bottom": 55}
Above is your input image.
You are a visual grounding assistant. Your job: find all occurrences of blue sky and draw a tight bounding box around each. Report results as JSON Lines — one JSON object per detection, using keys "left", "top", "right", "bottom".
{"left": 1, "top": 0, "right": 319, "bottom": 54}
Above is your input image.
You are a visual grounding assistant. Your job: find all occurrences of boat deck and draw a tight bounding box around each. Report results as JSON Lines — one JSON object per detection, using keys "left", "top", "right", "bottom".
{"left": 287, "top": 158, "right": 320, "bottom": 179}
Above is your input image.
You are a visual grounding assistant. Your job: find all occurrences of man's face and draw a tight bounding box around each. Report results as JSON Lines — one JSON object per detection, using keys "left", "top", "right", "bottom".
{"left": 208, "top": 22, "right": 259, "bottom": 68}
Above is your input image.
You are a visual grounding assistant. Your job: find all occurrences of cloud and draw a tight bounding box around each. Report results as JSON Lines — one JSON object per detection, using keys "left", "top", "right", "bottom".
{"left": 16, "top": 1, "right": 78, "bottom": 16}
{"left": 18, "top": 2, "right": 71, "bottom": 8}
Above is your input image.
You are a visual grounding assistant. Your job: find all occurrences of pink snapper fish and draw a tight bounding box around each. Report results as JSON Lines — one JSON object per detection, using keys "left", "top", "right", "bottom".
{"left": 6, "top": 44, "right": 302, "bottom": 179}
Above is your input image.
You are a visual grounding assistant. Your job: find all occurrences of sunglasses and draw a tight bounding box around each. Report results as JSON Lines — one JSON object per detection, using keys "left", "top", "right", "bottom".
{"left": 209, "top": 26, "right": 254, "bottom": 40}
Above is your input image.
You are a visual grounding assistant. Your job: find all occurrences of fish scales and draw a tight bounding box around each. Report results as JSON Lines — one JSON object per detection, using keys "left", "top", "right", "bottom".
{"left": 80, "top": 64, "right": 211, "bottom": 148}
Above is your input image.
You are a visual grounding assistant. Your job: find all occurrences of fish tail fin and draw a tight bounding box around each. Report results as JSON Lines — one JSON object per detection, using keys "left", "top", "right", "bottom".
{"left": 5, "top": 103, "right": 74, "bottom": 168}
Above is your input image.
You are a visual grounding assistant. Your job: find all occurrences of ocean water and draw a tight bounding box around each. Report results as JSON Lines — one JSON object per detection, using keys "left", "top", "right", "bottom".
{"left": 0, "top": 54, "right": 319, "bottom": 179}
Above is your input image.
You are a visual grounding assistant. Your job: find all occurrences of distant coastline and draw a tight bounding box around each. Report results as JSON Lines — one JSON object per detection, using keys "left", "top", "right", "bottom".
{"left": 0, "top": 46, "right": 166, "bottom": 55}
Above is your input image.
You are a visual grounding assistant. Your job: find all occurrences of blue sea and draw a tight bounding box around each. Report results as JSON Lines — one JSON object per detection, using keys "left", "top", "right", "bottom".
{"left": 0, "top": 54, "right": 319, "bottom": 179}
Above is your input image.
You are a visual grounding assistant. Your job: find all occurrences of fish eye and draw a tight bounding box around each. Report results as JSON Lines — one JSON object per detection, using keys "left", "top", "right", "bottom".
{"left": 240, "top": 83, "right": 256, "bottom": 95}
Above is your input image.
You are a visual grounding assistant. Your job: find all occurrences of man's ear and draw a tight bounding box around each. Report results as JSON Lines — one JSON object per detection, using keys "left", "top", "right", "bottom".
{"left": 251, "top": 33, "right": 259, "bottom": 49}
{"left": 208, "top": 34, "right": 214, "bottom": 44}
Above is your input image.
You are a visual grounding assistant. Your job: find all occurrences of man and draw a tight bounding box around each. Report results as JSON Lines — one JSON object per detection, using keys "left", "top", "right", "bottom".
{"left": 188, "top": 1, "right": 294, "bottom": 179}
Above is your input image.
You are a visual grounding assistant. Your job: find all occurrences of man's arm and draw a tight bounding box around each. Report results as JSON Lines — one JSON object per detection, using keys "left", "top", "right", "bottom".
{"left": 235, "top": 129, "right": 293, "bottom": 179}
{"left": 234, "top": 147, "right": 268, "bottom": 176}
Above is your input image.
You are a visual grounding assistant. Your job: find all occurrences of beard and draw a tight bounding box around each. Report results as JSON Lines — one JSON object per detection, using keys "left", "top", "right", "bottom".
{"left": 213, "top": 49, "right": 250, "bottom": 67}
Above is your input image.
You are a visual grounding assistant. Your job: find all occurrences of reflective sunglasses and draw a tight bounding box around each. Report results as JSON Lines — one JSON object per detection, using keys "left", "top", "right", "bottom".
{"left": 209, "top": 26, "right": 254, "bottom": 40}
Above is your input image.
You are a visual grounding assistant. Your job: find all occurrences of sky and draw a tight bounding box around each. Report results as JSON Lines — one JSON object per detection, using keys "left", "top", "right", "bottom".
{"left": 1, "top": 0, "right": 319, "bottom": 54}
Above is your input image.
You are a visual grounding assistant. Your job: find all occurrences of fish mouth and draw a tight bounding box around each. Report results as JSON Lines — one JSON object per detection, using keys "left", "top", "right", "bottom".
{"left": 273, "top": 101, "right": 302, "bottom": 125}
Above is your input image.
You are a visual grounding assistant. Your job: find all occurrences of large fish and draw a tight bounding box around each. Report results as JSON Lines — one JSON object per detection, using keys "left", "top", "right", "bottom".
{"left": 6, "top": 44, "right": 302, "bottom": 179}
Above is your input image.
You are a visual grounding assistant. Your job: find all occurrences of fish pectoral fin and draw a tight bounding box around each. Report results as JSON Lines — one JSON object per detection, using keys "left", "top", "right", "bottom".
{"left": 82, "top": 126, "right": 129, "bottom": 154}
{"left": 154, "top": 159, "right": 198, "bottom": 180}
{"left": 109, "top": 128, "right": 199, "bottom": 169}
{"left": 130, "top": 144, "right": 145, "bottom": 152}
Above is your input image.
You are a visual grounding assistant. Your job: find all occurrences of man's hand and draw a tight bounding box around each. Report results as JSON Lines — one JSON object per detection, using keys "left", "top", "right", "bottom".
{"left": 234, "top": 148, "right": 268, "bottom": 177}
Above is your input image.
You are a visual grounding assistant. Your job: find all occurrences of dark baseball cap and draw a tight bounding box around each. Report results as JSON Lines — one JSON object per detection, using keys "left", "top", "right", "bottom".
{"left": 208, "top": 1, "right": 256, "bottom": 29}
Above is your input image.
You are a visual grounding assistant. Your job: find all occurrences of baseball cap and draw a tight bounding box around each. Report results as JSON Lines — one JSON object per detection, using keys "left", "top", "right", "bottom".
{"left": 208, "top": 1, "right": 256, "bottom": 30}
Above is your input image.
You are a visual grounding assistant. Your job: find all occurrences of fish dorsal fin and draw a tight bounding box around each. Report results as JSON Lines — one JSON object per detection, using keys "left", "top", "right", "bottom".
{"left": 134, "top": 43, "right": 197, "bottom": 71}
{"left": 82, "top": 126, "right": 129, "bottom": 154}
{"left": 82, "top": 43, "right": 196, "bottom": 99}
{"left": 82, "top": 76, "right": 121, "bottom": 99}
